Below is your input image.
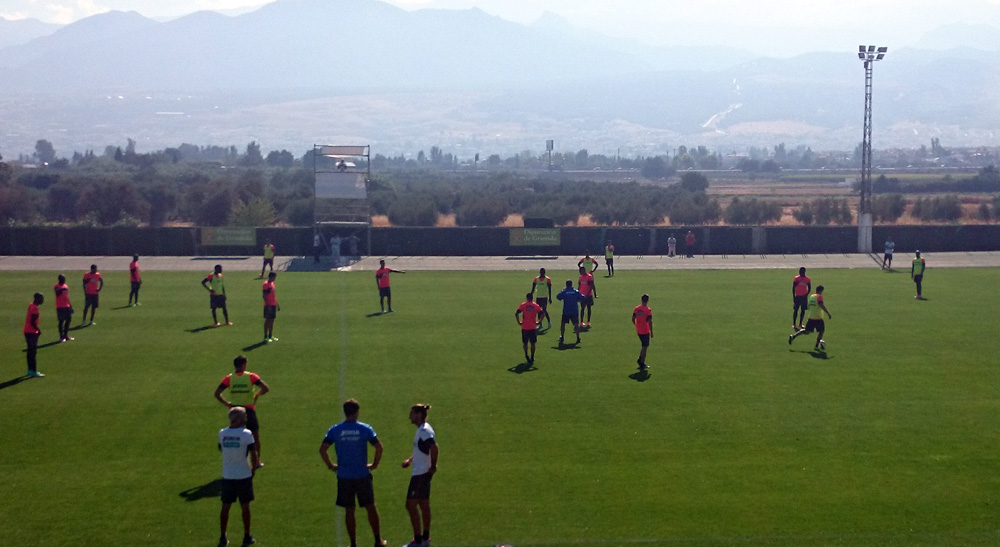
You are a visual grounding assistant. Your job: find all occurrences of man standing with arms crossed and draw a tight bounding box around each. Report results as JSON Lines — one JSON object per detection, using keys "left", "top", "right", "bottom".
{"left": 128, "top": 255, "right": 142, "bottom": 307}
{"left": 215, "top": 356, "right": 269, "bottom": 468}
{"left": 402, "top": 403, "right": 437, "bottom": 547}
{"left": 262, "top": 272, "right": 279, "bottom": 343}
{"left": 54, "top": 274, "right": 74, "bottom": 342}
{"left": 260, "top": 240, "right": 275, "bottom": 279}
{"left": 218, "top": 406, "right": 259, "bottom": 547}
{"left": 791, "top": 267, "right": 811, "bottom": 330}
{"left": 789, "top": 285, "right": 832, "bottom": 351}
{"left": 515, "top": 293, "right": 543, "bottom": 363}
{"left": 24, "top": 293, "right": 45, "bottom": 378}
{"left": 911, "top": 250, "right": 926, "bottom": 299}
{"left": 531, "top": 268, "right": 552, "bottom": 330}
{"left": 632, "top": 294, "right": 653, "bottom": 371}
{"left": 81, "top": 264, "right": 103, "bottom": 326}
{"left": 375, "top": 259, "right": 405, "bottom": 314}
{"left": 202, "top": 264, "right": 232, "bottom": 327}
{"left": 319, "top": 399, "right": 388, "bottom": 547}
{"left": 881, "top": 236, "right": 895, "bottom": 270}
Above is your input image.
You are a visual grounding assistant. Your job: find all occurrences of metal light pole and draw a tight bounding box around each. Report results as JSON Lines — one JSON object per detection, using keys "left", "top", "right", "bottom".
{"left": 857, "top": 45, "right": 887, "bottom": 253}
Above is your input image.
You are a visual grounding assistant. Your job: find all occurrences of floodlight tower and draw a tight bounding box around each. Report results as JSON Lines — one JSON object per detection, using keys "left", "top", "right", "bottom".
{"left": 857, "top": 45, "right": 887, "bottom": 253}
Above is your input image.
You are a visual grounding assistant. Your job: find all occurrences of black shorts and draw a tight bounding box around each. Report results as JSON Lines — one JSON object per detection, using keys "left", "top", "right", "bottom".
{"left": 535, "top": 298, "right": 548, "bottom": 311}
{"left": 211, "top": 294, "right": 227, "bottom": 309}
{"left": 521, "top": 330, "right": 537, "bottom": 344}
{"left": 57, "top": 307, "right": 74, "bottom": 321}
{"left": 561, "top": 313, "right": 579, "bottom": 326}
{"left": 793, "top": 295, "right": 808, "bottom": 309}
{"left": 85, "top": 293, "right": 99, "bottom": 308}
{"left": 244, "top": 407, "right": 260, "bottom": 432}
{"left": 582, "top": 295, "right": 594, "bottom": 307}
{"left": 263, "top": 305, "right": 277, "bottom": 319}
{"left": 221, "top": 477, "right": 254, "bottom": 504}
{"left": 606, "top": 258, "right": 614, "bottom": 265}
{"left": 884, "top": 253, "right": 892, "bottom": 261}
{"left": 337, "top": 475, "right": 375, "bottom": 508}
{"left": 378, "top": 287, "right": 391, "bottom": 298}
{"left": 263, "top": 258, "right": 274, "bottom": 266}
{"left": 913, "top": 274, "right": 923, "bottom": 283}
{"left": 130, "top": 281, "right": 141, "bottom": 292}
{"left": 638, "top": 333, "right": 650, "bottom": 347}
{"left": 406, "top": 472, "right": 433, "bottom": 500}
{"left": 803, "top": 319, "right": 824, "bottom": 333}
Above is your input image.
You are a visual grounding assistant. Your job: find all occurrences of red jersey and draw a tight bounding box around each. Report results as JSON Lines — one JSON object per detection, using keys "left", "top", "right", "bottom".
{"left": 83, "top": 272, "right": 102, "bottom": 295}
{"left": 793, "top": 275, "right": 810, "bottom": 297}
{"left": 578, "top": 273, "right": 595, "bottom": 296}
{"left": 130, "top": 260, "right": 141, "bottom": 283}
{"left": 262, "top": 280, "right": 277, "bottom": 306}
{"left": 376, "top": 267, "right": 392, "bottom": 289}
{"left": 633, "top": 304, "right": 652, "bottom": 335}
{"left": 54, "top": 283, "right": 71, "bottom": 309}
{"left": 24, "top": 302, "right": 40, "bottom": 334}
{"left": 517, "top": 301, "right": 543, "bottom": 330}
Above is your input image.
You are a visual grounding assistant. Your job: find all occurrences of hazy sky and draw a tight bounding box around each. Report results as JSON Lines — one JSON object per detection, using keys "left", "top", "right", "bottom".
{"left": 5, "top": 0, "right": 1000, "bottom": 54}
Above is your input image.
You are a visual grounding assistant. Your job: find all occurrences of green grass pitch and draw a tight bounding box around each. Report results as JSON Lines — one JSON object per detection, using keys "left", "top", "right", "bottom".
{"left": 1, "top": 266, "right": 999, "bottom": 547}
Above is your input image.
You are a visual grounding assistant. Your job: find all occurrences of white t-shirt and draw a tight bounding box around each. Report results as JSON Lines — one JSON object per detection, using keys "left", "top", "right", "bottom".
{"left": 219, "top": 427, "right": 255, "bottom": 480}
{"left": 410, "top": 422, "right": 436, "bottom": 476}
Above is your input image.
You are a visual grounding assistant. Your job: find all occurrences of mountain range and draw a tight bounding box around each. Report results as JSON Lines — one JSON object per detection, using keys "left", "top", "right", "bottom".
{"left": 1, "top": 0, "right": 999, "bottom": 157}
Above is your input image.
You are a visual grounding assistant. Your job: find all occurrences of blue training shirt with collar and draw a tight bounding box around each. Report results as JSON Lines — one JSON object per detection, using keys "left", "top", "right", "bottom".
{"left": 323, "top": 420, "right": 378, "bottom": 479}
{"left": 556, "top": 287, "right": 583, "bottom": 316}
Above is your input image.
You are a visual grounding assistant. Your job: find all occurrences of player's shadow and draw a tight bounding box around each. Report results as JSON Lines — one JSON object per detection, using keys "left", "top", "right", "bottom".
{"left": 186, "top": 326, "right": 216, "bottom": 333}
{"left": 0, "top": 375, "right": 30, "bottom": 391}
{"left": 554, "top": 342, "right": 581, "bottom": 351}
{"left": 629, "top": 370, "right": 651, "bottom": 382}
{"left": 791, "top": 349, "right": 833, "bottom": 360}
{"left": 365, "top": 312, "right": 385, "bottom": 318}
{"left": 34, "top": 340, "right": 64, "bottom": 350}
{"left": 508, "top": 361, "right": 537, "bottom": 374}
{"left": 111, "top": 304, "right": 133, "bottom": 310}
{"left": 178, "top": 479, "right": 222, "bottom": 502}
{"left": 242, "top": 341, "right": 268, "bottom": 352}
{"left": 915, "top": 296, "right": 931, "bottom": 301}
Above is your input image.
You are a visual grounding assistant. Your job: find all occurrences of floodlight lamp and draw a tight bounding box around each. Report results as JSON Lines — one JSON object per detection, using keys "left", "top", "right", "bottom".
{"left": 859, "top": 45, "right": 866, "bottom": 52}
{"left": 876, "top": 53, "right": 885, "bottom": 60}
{"left": 877, "top": 46, "right": 888, "bottom": 53}
{"left": 858, "top": 52, "right": 866, "bottom": 59}
{"left": 868, "top": 45, "right": 876, "bottom": 52}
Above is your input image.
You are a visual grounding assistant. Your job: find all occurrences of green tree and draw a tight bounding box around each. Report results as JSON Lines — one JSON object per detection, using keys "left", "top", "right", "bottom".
{"left": 678, "top": 171, "right": 709, "bottom": 193}
{"left": 455, "top": 196, "right": 508, "bottom": 226}
{"left": 34, "top": 139, "right": 56, "bottom": 164}
{"left": 241, "top": 141, "right": 264, "bottom": 167}
{"left": 387, "top": 197, "right": 438, "bottom": 226}
{"left": 641, "top": 156, "right": 672, "bottom": 180}
{"left": 228, "top": 197, "right": 277, "bottom": 227}
{"left": 872, "top": 194, "right": 906, "bottom": 223}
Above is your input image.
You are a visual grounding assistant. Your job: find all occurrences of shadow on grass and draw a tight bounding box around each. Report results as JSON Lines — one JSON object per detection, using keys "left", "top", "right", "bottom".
{"left": 69, "top": 323, "right": 90, "bottom": 331}
{"left": 366, "top": 312, "right": 385, "bottom": 318}
{"left": 915, "top": 296, "right": 931, "bottom": 301}
{"left": 0, "top": 375, "right": 30, "bottom": 391}
{"left": 810, "top": 350, "right": 832, "bottom": 360}
{"left": 34, "top": 339, "right": 64, "bottom": 350}
{"left": 111, "top": 304, "right": 133, "bottom": 310}
{"left": 187, "top": 325, "right": 216, "bottom": 333}
{"left": 629, "top": 370, "right": 651, "bottom": 382}
{"left": 179, "top": 479, "right": 222, "bottom": 502}
{"left": 553, "top": 342, "right": 581, "bottom": 351}
{"left": 508, "top": 361, "right": 537, "bottom": 374}
{"left": 242, "top": 341, "right": 268, "bottom": 352}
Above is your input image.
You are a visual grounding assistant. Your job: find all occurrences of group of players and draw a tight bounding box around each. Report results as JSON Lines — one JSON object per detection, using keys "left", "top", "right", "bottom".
{"left": 513, "top": 241, "right": 654, "bottom": 371}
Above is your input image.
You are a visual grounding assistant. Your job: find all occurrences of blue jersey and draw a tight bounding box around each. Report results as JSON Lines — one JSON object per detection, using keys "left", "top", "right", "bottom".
{"left": 323, "top": 420, "right": 378, "bottom": 479}
{"left": 556, "top": 287, "right": 583, "bottom": 316}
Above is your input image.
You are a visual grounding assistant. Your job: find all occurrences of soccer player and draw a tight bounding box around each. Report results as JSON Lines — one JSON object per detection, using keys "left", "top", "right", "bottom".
{"left": 578, "top": 251, "right": 599, "bottom": 274}
{"left": 202, "top": 264, "right": 232, "bottom": 326}
{"left": 632, "top": 294, "right": 653, "bottom": 370}
{"left": 604, "top": 240, "right": 615, "bottom": 277}
{"left": 262, "top": 272, "right": 279, "bottom": 343}
{"left": 789, "top": 285, "right": 832, "bottom": 351}
{"left": 515, "top": 293, "right": 543, "bottom": 363}
{"left": 320, "top": 399, "right": 388, "bottom": 547}
{"left": 128, "top": 255, "right": 142, "bottom": 306}
{"left": 330, "top": 234, "right": 342, "bottom": 267}
{"left": 577, "top": 265, "right": 598, "bottom": 327}
{"left": 402, "top": 403, "right": 437, "bottom": 547}
{"left": 24, "top": 293, "right": 45, "bottom": 378}
{"left": 215, "top": 356, "right": 270, "bottom": 468}
{"left": 313, "top": 231, "right": 322, "bottom": 263}
{"left": 531, "top": 268, "right": 552, "bottom": 329}
{"left": 667, "top": 233, "right": 677, "bottom": 258}
{"left": 81, "top": 264, "right": 103, "bottom": 326}
{"left": 260, "top": 241, "right": 275, "bottom": 278}
{"left": 375, "top": 259, "right": 405, "bottom": 313}
{"left": 882, "top": 236, "right": 895, "bottom": 270}
{"left": 791, "top": 267, "right": 811, "bottom": 329}
{"left": 911, "top": 250, "right": 926, "bottom": 299}
{"left": 556, "top": 280, "right": 583, "bottom": 346}
{"left": 685, "top": 231, "right": 696, "bottom": 258}
{"left": 54, "top": 274, "right": 74, "bottom": 342}
{"left": 218, "top": 406, "right": 258, "bottom": 547}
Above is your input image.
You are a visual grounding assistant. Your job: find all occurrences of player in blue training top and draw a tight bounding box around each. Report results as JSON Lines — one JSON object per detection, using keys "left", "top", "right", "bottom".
{"left": 319, "top": 399, "right": 388, "bottom": 547}
{"left": 555, "top": 280, "right": 583, "bottom": 346}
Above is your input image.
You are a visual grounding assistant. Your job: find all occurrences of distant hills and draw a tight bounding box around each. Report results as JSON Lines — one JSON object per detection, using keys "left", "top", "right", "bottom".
{"left": 1, "top": 0, "right": 999, "bottom": 156}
